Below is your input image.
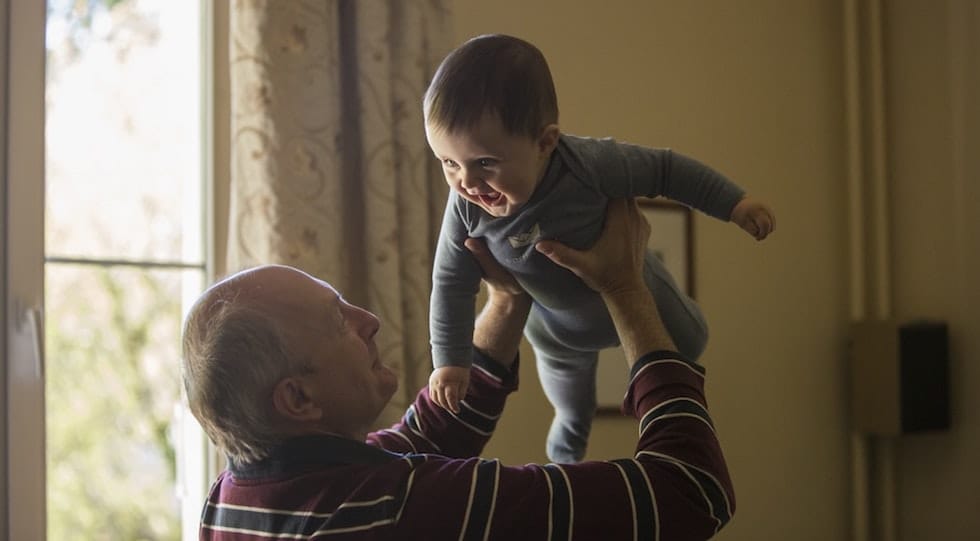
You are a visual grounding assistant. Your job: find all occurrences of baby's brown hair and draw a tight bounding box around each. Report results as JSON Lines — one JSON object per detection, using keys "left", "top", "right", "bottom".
{"left": 424, "top": 34, "right": 558, "bottom": 138}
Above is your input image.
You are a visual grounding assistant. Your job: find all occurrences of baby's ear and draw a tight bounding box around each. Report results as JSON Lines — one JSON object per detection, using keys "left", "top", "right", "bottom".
{"left": 537, "top": 124, "right": 560, "bottom": 153}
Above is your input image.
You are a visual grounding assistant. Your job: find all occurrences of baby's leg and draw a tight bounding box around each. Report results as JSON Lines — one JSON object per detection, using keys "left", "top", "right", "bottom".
{"left": 643, "top": 252, "right": 709, "bottom": 361}
{"left": 525, "top": 307, "right": 599, "bottom": 463}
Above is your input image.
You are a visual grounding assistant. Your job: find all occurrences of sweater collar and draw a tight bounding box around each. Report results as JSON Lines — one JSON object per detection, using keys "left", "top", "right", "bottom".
{"left": 229, "top": 434, "right": 400, "bottom": 480}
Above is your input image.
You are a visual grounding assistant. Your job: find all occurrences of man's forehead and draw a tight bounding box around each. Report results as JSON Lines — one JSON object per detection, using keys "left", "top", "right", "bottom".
{"left": 212, "top": 265, "right": 337, "bottom": 307}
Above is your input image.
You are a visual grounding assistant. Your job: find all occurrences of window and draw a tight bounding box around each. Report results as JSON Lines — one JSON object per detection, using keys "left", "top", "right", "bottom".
{"left": 41, "top": 0, "right": 211, "bottom": 538}
{"left": 5, "top": 1, "right": 217, "bottom": 536}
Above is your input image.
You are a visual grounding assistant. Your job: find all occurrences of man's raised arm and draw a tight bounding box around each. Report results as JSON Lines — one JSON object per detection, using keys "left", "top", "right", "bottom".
{"left": 367, "top": 237, "right": 530, "bottom": 457}
{"left": 530, "top": 198, "right": 735, "bottom": 539}
{"left": 375, "top": 200, "right": 735, "bottom": 540}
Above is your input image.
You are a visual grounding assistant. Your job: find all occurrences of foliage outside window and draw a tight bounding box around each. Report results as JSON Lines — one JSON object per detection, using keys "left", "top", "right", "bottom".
{"left": 45, "top": 0, "right": 204, "bottom": 538}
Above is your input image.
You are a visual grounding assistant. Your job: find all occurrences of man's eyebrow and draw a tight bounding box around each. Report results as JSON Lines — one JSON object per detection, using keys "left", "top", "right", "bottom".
{"left": 332, "top": 303, "right": 348, "bottom": 331}
{"left": 328, "top": 293, "right": 347, "bottom": 324}
{"left": 311, "top": 281, "right": 342, "bottom": 318}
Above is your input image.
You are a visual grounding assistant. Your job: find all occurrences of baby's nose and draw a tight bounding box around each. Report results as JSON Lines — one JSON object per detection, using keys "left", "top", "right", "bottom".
{"left": 459, "top": 169, "right": 483, "bottom": 190}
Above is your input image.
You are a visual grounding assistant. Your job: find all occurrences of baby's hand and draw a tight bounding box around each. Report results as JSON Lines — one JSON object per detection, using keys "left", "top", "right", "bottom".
{"left": 730, "top": 196, "right": 776, "bottom": 241}
{"left": 428, "top": 366, "right": 470, "bottom": 414}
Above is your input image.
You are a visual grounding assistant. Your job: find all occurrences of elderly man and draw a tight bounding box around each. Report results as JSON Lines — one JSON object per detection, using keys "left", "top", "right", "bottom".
{"left": 182, "top": 199, "right": 734, "bottom": 540}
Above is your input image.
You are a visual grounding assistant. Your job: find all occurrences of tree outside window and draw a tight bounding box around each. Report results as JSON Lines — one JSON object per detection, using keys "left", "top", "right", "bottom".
{"left": 45, "top": 1, "right": 205, "bottom": 538}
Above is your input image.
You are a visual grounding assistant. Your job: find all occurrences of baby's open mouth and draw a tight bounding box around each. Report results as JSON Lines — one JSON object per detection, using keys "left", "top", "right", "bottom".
{"left": 478, "top": 191, "right": 503, "bottom": 206}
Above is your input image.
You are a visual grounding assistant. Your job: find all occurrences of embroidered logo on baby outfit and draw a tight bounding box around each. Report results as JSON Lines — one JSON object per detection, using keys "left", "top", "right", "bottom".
{"left": 508, "top": 223, "right": 541, "bottom": 248}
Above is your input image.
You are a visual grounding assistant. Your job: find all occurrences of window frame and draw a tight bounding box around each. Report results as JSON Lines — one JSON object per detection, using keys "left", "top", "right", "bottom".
{"left": 3, "top": 0, "right": 223, "bottom": 538}
{"left": 4, "top": 0, "right": 47, "bottom": 538}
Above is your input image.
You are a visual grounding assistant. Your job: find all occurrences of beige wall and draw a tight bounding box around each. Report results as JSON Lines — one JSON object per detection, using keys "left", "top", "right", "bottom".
{"left": 452, "top": 0, "right": 979, "bottom": 539}
{"left": 886, "top": 1, "right": 980, "bottom": 540}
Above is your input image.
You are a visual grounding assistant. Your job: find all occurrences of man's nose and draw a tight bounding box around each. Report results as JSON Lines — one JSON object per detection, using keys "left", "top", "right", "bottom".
{"left": 360, "top": 308, "right": 381, "bottom": 339}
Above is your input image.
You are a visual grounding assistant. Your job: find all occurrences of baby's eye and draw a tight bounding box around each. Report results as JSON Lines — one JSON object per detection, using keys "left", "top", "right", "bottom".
{"left": 477, "top": 158, "right": 496, "bottom": 168}
{"left": 442, "top": 159, "right": 459, "bottom": 169}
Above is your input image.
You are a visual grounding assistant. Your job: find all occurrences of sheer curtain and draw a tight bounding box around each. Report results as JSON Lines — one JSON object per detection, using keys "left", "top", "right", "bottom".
{"left": 226, "top": 0, "right": 451, "bottom": 423}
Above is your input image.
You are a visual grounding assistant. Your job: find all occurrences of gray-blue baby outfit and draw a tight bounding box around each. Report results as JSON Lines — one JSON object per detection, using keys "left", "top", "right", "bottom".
{"left": 430, "top": 134, "right": 744, "bottom": 462}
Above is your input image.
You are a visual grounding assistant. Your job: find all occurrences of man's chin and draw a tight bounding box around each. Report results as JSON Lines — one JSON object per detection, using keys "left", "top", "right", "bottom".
{"left": 376, "top": 364, "right": 398, "bottom": 393}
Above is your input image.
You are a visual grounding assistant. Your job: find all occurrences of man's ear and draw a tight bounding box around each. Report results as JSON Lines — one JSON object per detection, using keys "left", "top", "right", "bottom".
{"left": 272, "top": 376, "right": 323, "bottom": 422}
{"left": 537, "top": 123, "right": 560, "bottom": 154}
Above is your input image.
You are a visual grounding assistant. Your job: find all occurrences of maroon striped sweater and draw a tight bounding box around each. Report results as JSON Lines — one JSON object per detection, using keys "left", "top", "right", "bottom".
{"left": 200, "top": 349, "right": 734, "bottom": 540}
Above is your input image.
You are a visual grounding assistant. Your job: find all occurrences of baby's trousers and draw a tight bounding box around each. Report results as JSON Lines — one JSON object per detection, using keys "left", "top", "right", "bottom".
{"left": 524, "top": 253, "right": 708, "bottom": 463}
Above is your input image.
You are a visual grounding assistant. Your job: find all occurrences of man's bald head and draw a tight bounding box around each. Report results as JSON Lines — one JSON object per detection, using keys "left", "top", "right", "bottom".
{"left": 181, "top": 265, "right": 317, "bottom": 465}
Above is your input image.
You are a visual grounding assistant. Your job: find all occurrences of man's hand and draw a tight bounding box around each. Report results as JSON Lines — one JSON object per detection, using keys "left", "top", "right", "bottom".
{"left": 535, "top": 198, "right": 676, "bottom": 363}
{"left": 429, "top": 366, "right": 470, "bottom": 414}
{"left": 534, "top": 198, "right": 650, "bottom": 296}
{"left": 465, "top": 238, "right": 526, "bottom": 299}
{"left": 730, "top": 196, "right": 775, "bottom": 241}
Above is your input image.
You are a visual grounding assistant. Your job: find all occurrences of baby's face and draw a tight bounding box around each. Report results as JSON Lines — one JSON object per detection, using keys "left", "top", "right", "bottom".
{"left": 425, "top": 114, "right": 557, "bottom": 218}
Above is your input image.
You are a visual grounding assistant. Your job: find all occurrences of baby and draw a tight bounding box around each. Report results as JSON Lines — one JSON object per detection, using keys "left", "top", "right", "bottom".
{"left": 425, "top": 34, "right": 774, "bottom": 463}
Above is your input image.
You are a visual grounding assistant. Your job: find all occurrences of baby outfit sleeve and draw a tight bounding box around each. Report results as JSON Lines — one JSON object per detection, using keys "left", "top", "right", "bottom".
{"left": 569, "top": 136, "right": 747, "bottom": 221}
{"left": 429, "top": 193, "right": 484, "bottom": 369}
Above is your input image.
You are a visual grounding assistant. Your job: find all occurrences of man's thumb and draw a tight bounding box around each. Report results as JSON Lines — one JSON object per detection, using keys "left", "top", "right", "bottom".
{"left": 535, "top": 240, "right": 577, "bottom": 270}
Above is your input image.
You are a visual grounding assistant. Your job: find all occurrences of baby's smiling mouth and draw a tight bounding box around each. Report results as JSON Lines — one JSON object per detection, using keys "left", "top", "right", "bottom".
{"left": 477, "top": 191, "right": 503, "bottom": 207}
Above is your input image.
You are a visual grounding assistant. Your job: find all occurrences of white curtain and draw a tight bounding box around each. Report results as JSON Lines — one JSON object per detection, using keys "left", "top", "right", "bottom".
{"left": 227, "top": 0, "right": 452, "bottom": 424}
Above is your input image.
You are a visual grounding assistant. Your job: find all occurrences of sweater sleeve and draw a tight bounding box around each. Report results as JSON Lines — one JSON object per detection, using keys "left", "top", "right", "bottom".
{"left": 429, "top": 193, "right": 484, "bottom": 369}
{"left": 567, "top": 135, "right": 746, "bottom": 221}
{"left": 366, "top": 349, "right": 519, "bottom": 458}
{"left": 392, "top": 349, "right": 736, "bottom": 541}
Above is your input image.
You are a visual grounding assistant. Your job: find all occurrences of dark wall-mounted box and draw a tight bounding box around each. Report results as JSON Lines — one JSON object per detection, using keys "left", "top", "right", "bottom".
{"left": 849, "top": 319, "right": 950, "bottom": 435}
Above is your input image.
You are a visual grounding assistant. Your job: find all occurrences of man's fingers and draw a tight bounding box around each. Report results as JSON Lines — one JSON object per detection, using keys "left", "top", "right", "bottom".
{"left": 535, "top": 240, "right": 579, "bottom": 271}
{"left": 464, "top": 237, "right": 490, "bottom": 265}
{"left": 535, "top": 198, "right": 647, "bottom": 294}
{"left": 465, "top": 236, "right": 526, "bottom": 296}
{"left": 466, "top": 237, "right": 506, "bottom": 277}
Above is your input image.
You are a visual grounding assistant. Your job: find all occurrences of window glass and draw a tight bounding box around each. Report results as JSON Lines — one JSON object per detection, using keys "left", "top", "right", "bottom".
{"left": 45, "top": 0, "right": 202, "bottom": 264}
{"left": 44, "top": 1, "right": 205, "bottom": 539}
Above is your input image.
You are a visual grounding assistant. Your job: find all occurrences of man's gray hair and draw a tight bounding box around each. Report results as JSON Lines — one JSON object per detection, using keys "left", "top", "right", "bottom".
{"left": 181, "top": 289, "right": 311, "bottom": 466}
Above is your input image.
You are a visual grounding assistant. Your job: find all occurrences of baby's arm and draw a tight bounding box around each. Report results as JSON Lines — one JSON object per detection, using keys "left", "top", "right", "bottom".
{"left": 429, "top": 195, "right": 483, "bottom": 412}
{"left": 593, "top": 139, "right": 776, "bottom": 240}
{"left": 430, "top": 235, "right": 530, "bottom": 414}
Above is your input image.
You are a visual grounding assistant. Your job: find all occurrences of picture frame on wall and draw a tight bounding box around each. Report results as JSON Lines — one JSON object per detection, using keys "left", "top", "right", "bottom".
{"left": 595, "top": 198, "right": 694, "bottom": 414}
